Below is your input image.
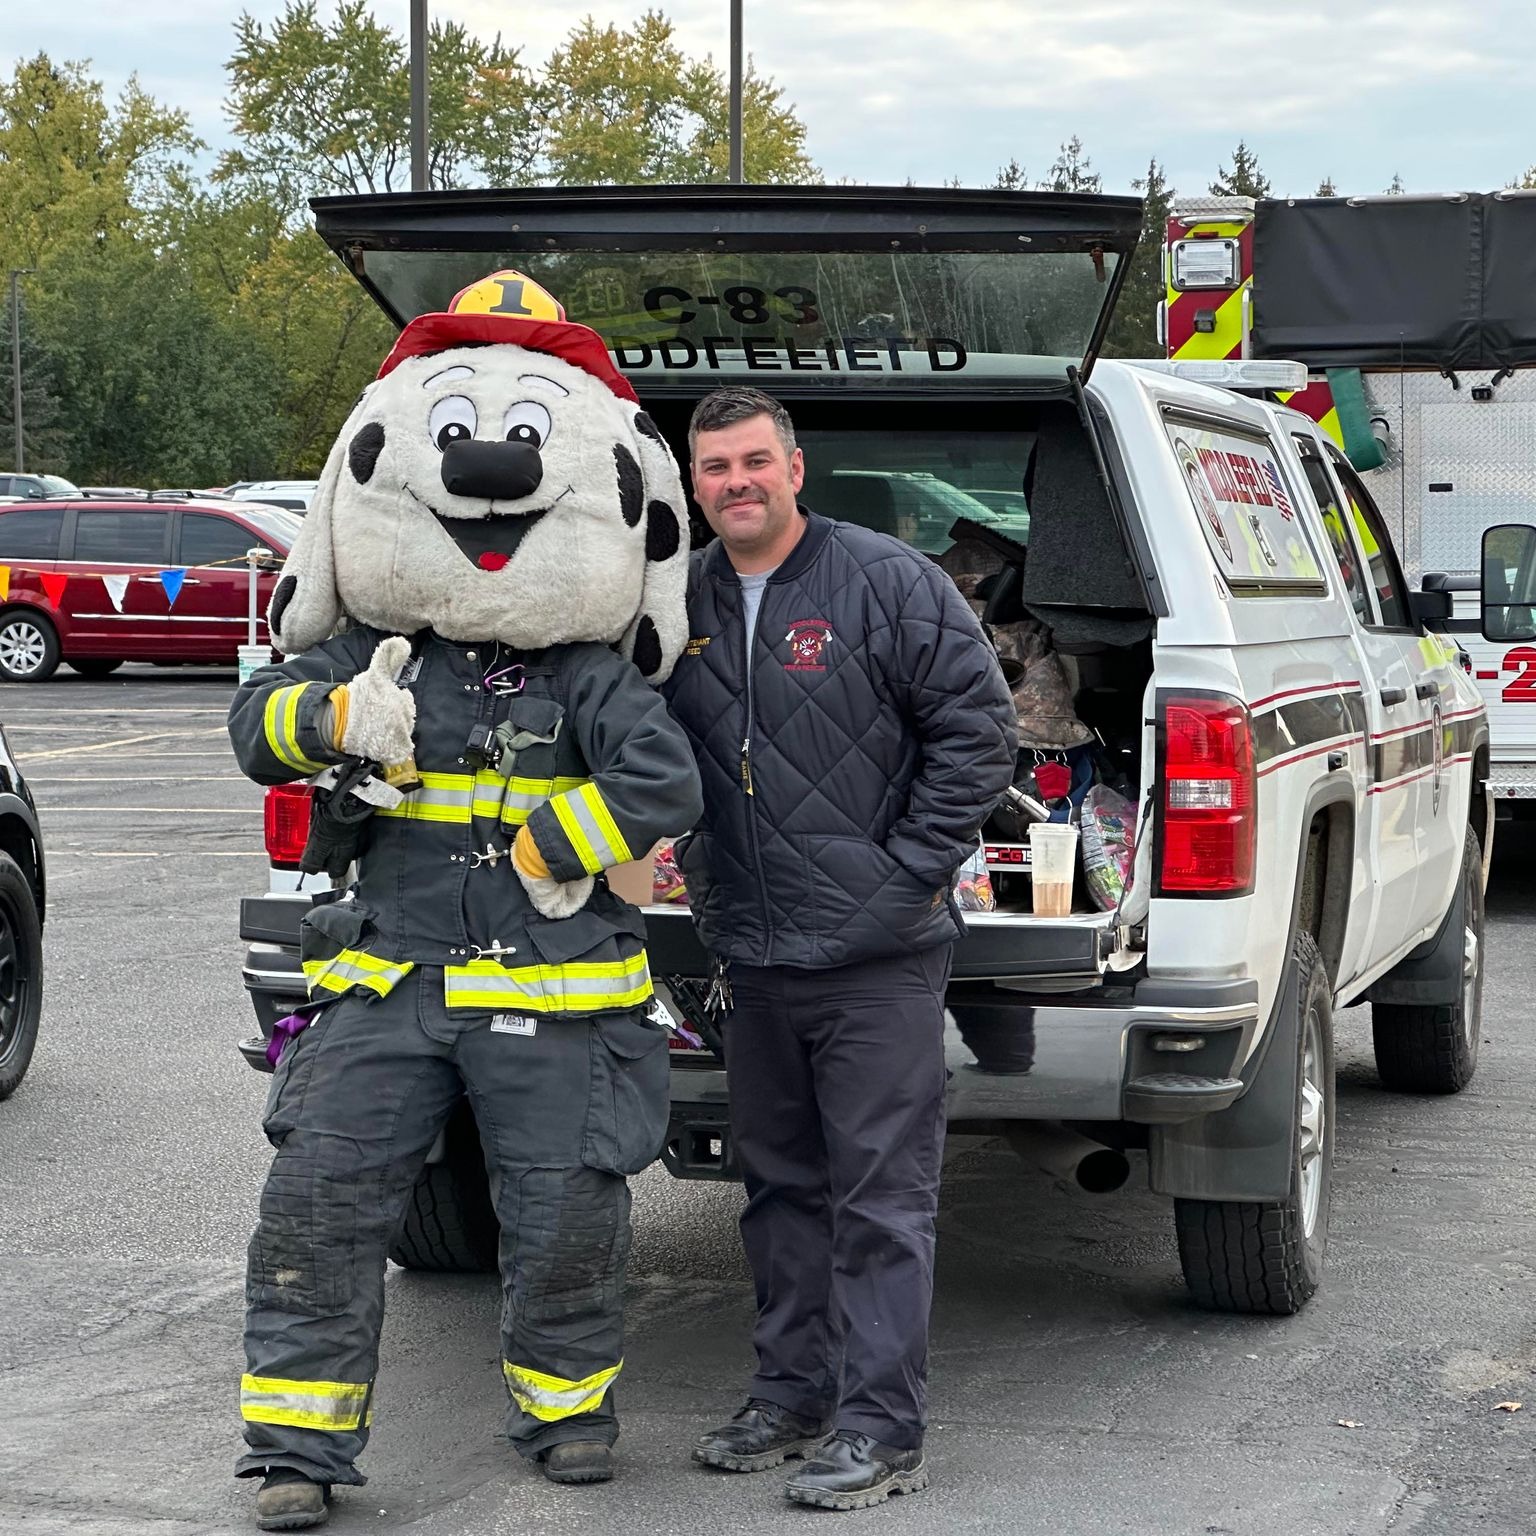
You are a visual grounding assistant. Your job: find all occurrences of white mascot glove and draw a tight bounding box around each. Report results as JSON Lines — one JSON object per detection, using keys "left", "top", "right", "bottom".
{"left": 511, "top": 824, "right": 594, "bottom": 919}
{"left": 336, "top": 636, "right": 417, "bottom": 766}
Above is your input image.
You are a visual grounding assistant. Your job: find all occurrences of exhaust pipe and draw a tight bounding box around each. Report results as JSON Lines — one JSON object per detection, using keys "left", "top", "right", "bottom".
{"left": 1004, "top": 1123, "right": 1130, "bottom": 1194}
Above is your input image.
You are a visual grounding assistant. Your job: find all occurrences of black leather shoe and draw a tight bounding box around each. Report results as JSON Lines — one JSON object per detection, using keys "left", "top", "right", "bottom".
{"left": 540, "top": 1441, "right": 613, "bottom": 1484}
{"left": 693, "top": 1397, "right": 830, "bottom": 1472}
{"left": 255, "top": 1468, "right": 331, "bottom": 1530}
{"left": 783, "top": 1429, "right": 929, "bottom": 1510}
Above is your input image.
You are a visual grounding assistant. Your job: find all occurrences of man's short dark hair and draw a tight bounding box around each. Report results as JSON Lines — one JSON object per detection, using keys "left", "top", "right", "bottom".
{"left": 688, "top": 386, "right": 797, "bottom": 459}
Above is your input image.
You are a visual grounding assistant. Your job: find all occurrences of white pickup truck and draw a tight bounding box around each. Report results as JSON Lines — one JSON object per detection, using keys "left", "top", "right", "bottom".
{"left": 241, "top": 186, "right": 1522, "bottom": 1316}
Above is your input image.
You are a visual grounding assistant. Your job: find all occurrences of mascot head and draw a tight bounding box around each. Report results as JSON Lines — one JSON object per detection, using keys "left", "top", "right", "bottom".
{"left": 268, "top": 271, "right": 689, "bottom": 682}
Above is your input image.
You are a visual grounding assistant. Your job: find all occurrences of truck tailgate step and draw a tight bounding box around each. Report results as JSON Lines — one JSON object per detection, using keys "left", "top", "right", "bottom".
{"left": 1124, "top": 1071, "right": 1245, "bottom": 1124}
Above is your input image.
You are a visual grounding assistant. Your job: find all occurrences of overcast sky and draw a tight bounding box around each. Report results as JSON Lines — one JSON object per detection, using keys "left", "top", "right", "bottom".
{"left": 8, "top": 0, "right": 1534, "bottom": 199}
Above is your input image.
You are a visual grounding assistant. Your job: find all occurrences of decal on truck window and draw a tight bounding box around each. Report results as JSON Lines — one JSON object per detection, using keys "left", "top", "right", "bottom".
{"left": 1165, "top": 419, "right": 1324, "bottom": 591}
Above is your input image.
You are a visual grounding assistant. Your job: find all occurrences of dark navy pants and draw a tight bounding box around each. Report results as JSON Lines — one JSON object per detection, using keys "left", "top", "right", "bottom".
{"left": 722, "top": 946, "right": 951, "bottom": 1450}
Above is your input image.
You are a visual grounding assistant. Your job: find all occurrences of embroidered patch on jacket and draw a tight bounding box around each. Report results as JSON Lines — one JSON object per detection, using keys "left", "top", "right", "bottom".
{"left": 784, "top": 619, "right": 832, "bottom": 672}
{"left": 490, "top": 1013, "right": 538, "bottom": 1036}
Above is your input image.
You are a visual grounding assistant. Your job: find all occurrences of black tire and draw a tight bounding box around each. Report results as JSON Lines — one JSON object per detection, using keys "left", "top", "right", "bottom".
{"left": 0, "top": 851, "right": 45, "bottom": 1100}
{"left": 1371, "top": 827, "right": 1483, "bottom": 1094}
{"left": 68, "top": 658, "right": 123, "bottom": 679}
{"left": 390, "top": 1098, "right": 500, "bottom": 1272}
{"left": 0, "top": 611, "right": 60, "bottom": 682}
{"left": 1174, "top": 932, "right": 1334, "bottom": 1315}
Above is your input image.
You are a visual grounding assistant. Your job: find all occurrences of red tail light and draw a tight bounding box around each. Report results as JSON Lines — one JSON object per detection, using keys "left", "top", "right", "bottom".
{"left": 1159, "top": 694, "right": 1256, "bottom": 894}
{"left": 264, "top": 783, "right": 312, "bottom": 868}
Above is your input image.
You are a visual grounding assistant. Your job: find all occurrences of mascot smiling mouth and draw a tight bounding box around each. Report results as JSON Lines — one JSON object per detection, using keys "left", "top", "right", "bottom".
{"left": 407, "top": 484, "right": 570, "bottom": 571}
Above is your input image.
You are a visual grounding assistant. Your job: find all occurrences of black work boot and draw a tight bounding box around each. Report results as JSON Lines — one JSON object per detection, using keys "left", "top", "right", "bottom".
{"left": 693, "top": 1397, "right": 830, "bottom": 1473}
{"left": 783, "top": 1429, "right": 929, "bottom": 1510}
{"left": 254, "top": 1467, "right": 331, "bottom": 1530}
{"left": 540, "top": 1440, "right": 613, "bottom": 1484}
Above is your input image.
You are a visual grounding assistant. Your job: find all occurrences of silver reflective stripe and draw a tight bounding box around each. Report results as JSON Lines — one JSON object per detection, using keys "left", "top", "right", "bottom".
{"left": 443, "top": 953, "right": 652, "bottom": 1012}
{"left": 376, "top": 776, "right": 473, "bottom": 823}
{"left": 240, "top": 1372, "right": 370, "bottom": 1431}
{"left": 304, "top": 951, "right": 415, "bottom": 997}
{"left": 502, "top": 1360, "right": 621, "bottom": 1422}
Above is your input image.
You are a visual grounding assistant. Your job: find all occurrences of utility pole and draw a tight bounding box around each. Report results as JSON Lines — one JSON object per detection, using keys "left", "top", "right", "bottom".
{"left": 728, "top": 0, "right": 743, "bottom": 183}
{"left": 8, "top": 270, "right": 31, "bottom": 472}
{"left": 410, "top": 0, "right": 430, "bottom": 192}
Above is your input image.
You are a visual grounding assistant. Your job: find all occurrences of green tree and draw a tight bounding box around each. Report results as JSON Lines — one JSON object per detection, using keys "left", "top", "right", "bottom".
{"left": 1385, "top": 172, "right": 1405, "bottom": 195}
{"left": 1210, "top": 139, "right": 1270, "bottom": 199}
{"left": 28, "top": 242, "right": 286, "bottom": 485}
{"left": 1039, "top": 135, "right": 1101, "bottom": 194}
{"left": 1316, "top": 176, "right": 1337, "bottom": 196}
{"left": 217, "top": 1, "right": 543, "bottom": 215}
{"left": 540, "top": 13, "right": 815, "bottom": 184}
{"left": 0, "top": 286, "right": 71, "bottom": 472}
{"left": 1103, "top": 157, "right": 1174, "bottom": 359}
{"left": 994, "top": 157, "right": 1029, "bottom": 191}
{"left": 0, "top": 53, "right": 199, "bottom": 270}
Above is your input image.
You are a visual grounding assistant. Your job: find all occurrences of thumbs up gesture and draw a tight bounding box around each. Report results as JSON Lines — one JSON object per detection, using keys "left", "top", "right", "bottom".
{"left": 338, "top": 636, "right": 417, "bottom": 767}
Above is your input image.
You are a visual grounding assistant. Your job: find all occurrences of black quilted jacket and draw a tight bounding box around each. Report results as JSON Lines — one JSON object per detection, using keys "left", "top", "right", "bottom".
{"left": 663, "top": 508, "right": 1018, "bottom": 969}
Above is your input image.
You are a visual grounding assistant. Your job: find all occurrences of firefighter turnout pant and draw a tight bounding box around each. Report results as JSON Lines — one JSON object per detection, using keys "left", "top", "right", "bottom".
{"left": 721, "top": 946, "right": 951, "bottom": 1450}
{"left": 236, "top": 967, "right": 669, "bottom": 1487}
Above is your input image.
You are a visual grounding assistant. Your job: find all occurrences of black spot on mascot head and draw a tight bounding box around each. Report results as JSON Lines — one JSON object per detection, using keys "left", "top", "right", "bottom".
{"left": 645, "top": 500, "right": 680, "bottom": 563}
{"left": 614, "top": 443, "right": 644, "bottom": 527}
{"left": 270, "top": 573, "right": 298, "bottom": 634}
{"left": 634, "top": 411, "right": 666, "bottom": 448}
{"left": 349, "top": 421, "right": 386, "bottom": 484}
{"left": 631, "top": 615, "right": 663, "bottom": 679}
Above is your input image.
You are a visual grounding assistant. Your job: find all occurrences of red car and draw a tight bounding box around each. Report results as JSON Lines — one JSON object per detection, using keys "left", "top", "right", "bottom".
{"left": 0, "top": 497, "right": 299, "bottom": 681}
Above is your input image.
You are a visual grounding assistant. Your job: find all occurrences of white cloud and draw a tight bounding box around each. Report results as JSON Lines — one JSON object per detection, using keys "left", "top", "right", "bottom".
{"left": 6, "top": 0, "right": 1533, "bottom": 197}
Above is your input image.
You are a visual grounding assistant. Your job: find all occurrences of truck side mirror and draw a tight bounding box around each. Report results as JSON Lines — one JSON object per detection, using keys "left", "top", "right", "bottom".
{"left": 1481, "top": 523, "right": 1536, "bottom": 642}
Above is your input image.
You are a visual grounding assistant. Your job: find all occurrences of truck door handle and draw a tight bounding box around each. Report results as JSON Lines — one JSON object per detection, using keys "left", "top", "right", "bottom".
{"left": 1415, "top": 681, "right": 1440, "bottom": 700}
{"left": 1379, "top": 687, "right": 1406, "bottom": 707}
{"left": 1327, "top": 751, "right": 1347, "bottom": 771}
{"left": 134, "top": 575, "right": 201, "bottom": 585}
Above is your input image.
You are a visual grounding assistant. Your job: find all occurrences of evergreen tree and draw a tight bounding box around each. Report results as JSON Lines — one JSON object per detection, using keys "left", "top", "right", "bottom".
{"left": 1316, "top": 176, "right": 1337, "bottom": 196}
{"left": 994, "top": 157, "right": 1028, "bottom": 191}
{"left": 1040, "top": 136, "right": 1101, "bottom": 194}
{"left": 1104, "top": 157, "right": 1174, "bottom": 359}
{"left": 1210, "top": 139, "right": 1270, "bottom": 199}
{"left": 0, "top": 287, "right": 70, "bottom": 473}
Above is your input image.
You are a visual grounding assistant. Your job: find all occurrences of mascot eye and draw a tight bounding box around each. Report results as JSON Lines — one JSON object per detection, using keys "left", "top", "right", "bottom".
{"left": 503, "top": 401, "right": 552, "bottom": 450}
{"left": 429, "top": 395, "right": 478, "bottom": 451}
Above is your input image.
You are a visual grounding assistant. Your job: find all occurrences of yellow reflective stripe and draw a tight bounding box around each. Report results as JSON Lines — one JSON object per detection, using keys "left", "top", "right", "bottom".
{"left": 240, "top": 1373, "right": 370, "bottom": 1431}
{"left": 303, "top": 949, "right": 415, "bottom": 998}
{"left": 578, "top": 782, "right": 633, "bottom": 865}
{"left": 263, "top": 684, "right": 326, "bottom": 775}
{"left": 443, "top": 952, "right": 652, "bottom": 1013}
{"left": 502, "top": 1360, "right": 622, "bottom": 1422}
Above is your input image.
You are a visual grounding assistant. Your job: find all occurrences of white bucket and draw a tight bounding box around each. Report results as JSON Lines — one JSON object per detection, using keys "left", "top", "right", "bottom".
{"left": 237, "top": 643, "right": 275, "bottom": 685}
{"left": 1027, "top": 821, "right": 1079, "bottom": 918}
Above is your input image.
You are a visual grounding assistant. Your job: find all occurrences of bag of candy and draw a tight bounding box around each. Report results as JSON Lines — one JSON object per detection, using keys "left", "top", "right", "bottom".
{"left": 1079, "top": 784, "right": 1136, "bottom": 911}
{"left": 651, "top": 839, "right": 690, "bottom": 905}
{"left": 952, "top": 843, "right": 996, "bottom": 912}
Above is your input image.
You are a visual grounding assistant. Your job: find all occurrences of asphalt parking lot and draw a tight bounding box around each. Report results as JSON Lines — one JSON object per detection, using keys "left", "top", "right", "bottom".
{"left": 1, "top": 664, "right": 1534, "bottom": 1535}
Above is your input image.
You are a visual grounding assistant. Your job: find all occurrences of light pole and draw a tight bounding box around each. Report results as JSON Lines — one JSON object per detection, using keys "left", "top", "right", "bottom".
{"left": 410, "top": 0, "right": 429, "bottom": 191}
{"left": 8, "top": 270, "right": 32, "bottom": 472}
{"left": 728, "top": 0, "right": 743, "bottom": 183}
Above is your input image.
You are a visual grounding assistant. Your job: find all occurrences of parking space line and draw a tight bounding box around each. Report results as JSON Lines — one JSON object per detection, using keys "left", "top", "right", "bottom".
{"left": 53, "top": 849, "right": 267, "bottom": 857}
{"left": 42, "top": 807, "right": 258, "bottom": 813}
{"left": 20, "top": 728, "right": 229, "bottom": 761}
{"left": 26, "top": 775, "right": 249, "bottom": 782}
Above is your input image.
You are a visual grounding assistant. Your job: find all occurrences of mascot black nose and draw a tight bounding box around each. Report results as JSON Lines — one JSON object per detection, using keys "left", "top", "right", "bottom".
{"left": 440, "top": 439, "right": 544, "bottom": 501}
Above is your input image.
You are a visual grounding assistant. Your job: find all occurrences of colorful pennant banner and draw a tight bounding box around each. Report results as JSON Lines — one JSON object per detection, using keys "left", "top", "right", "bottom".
{"left": 102, "top": 573, "right": 130, "bottom": 612}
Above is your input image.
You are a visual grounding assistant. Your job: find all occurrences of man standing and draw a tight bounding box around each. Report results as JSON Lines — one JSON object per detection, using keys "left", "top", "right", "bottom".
{"left": 665, "top": 386, "right": 1017, "bottom": 1510}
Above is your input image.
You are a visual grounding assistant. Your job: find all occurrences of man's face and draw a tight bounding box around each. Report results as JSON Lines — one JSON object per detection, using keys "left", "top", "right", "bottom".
{"left": 691, "top": 413, "right": 805, "bottom": 565}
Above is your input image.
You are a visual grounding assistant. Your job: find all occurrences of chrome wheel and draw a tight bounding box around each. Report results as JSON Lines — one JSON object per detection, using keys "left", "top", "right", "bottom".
{"left": 1298, "top": 1002, "right": 1327, "bottom": 1240}
{"left": 0, "top": 620, "right": 47, "bottom": 678}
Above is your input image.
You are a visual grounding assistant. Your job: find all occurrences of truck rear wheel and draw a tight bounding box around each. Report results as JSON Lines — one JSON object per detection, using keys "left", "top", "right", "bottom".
{"left": 390, "top": 1098, "right": 500, "bottom": 1273}
{"left": 1173, "top": 932, "right": 1334, "bottom": 1315}
{"left": 1371, "top": 827, "right": 1482, "bottom": 1094}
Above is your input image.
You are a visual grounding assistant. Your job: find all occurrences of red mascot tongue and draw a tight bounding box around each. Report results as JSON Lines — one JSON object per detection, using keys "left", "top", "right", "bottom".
{"left": 479, "top": 552, "right": 510, "bottom": 572}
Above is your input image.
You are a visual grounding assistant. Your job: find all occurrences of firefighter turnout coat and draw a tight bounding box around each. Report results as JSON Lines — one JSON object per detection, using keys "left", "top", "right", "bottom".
{"left": 227, "top": 624, "right": 702, "bottom": 1485}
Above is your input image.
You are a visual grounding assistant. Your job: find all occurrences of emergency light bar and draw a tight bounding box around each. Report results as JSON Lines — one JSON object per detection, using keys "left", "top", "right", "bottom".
{"left": 1131, "top": 358, "right": 1310, "bottom": 393}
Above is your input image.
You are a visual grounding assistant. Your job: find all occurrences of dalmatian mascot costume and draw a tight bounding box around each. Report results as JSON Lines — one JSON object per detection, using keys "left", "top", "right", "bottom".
{"left": 228, "top": 272, "right": 701, "bottom": 1528}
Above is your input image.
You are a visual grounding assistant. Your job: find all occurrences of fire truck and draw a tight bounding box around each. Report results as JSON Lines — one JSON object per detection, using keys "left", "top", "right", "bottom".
{"left": 1164, "top": 190, "right": 1536, "bottom": 810}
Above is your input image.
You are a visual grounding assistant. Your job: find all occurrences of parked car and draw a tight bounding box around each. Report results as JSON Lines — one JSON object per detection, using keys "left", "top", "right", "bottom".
{"left": 231, "top": 480, "right": 318, "bottom": 512}
{"left": 0, "top": 473, "right": 80, "bottom": 500}
{"left": 79, "top": 486, "right": 149, "bottom": 499}
{"left": 0, "top": 717, "right": 45, "bottom": 1099}
{"left": 0, "top": 497, "right": 300, "bottom": 680}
